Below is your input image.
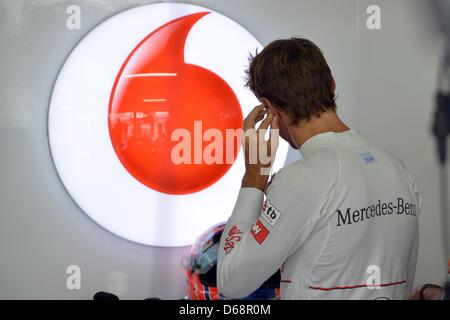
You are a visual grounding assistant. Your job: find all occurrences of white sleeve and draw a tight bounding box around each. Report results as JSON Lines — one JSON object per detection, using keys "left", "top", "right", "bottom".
{"left": 217, "top": 172, "right": 318, "bottom": 299}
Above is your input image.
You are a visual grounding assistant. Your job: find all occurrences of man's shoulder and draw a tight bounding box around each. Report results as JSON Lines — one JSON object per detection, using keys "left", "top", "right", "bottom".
{"left": 280, "top": 146, "right": 340, "bottom": 176}
{"left": 269, "top": 148, "right": 340, "bottom": 194}
{"left": 266, "top": 152, "right": 340, "bottom": 216}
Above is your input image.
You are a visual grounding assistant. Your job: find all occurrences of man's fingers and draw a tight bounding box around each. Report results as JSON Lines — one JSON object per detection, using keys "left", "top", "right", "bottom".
{"left": 243, "top": 105, "right": 265, "bottom": 130}
{"left": 258, "top": 112, "right": 273, "bottom": 131}
{"left": 271, "top": 115, "right": 280, "bottom": 131}
{"left": 254, "top": 111, "right": 266, "bottom": 123}
{"left": 267, "top": 116, "right": 280, "bottom": 157}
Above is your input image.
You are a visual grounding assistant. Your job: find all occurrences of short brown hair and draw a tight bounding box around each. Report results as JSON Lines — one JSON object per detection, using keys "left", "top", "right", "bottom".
{"left": 245, "top": 38, "right": 336, "bottom": 123}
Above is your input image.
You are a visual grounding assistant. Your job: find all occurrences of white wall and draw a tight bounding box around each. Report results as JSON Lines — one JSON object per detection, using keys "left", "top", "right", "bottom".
{"left": 0, "top": 0, "right": 446, "bottom": 299}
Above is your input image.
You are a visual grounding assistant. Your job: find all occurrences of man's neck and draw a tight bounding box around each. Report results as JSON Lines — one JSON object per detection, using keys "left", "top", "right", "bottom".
{"left": 290, "top": 111, "right": 350, "bottom": 148}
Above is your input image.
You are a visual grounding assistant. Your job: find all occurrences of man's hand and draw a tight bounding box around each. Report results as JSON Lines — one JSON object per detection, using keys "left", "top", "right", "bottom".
{"left": 241, "top": 105, "right": 279, "bottom": 191}
{"left": 410, "top": 284, "right": 444, "bottom": 300}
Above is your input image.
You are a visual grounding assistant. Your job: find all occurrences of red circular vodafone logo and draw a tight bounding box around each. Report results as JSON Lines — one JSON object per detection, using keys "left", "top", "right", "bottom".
{"left": 49, "top": 3, "right": 289, "bottom": 246}
{"left": 109, "top": 12, "right": 242, "bottom": 194}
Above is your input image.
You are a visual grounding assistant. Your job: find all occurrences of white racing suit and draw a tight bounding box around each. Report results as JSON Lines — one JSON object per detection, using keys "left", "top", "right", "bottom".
{"left": 217, "top": 130, "right": 421, "bottom": 300}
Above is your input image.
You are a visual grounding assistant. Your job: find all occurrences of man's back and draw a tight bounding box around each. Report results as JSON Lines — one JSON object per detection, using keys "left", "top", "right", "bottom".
{"left": 217, "top": 129, "right": 421, "bottom": 300}
{"left": 271, "top": 130, "right": 421, "bottom": 299}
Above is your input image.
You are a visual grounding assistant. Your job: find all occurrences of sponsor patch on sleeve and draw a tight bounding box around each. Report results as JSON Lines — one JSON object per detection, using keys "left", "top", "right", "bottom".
{"left": 223, "top": 225, "right": 242, "bottom": 254}
{"left": 261, "top": 199, "right": 282, "bottom": 227}
{"left": 251, "top": 219, "right": 270, "bottom": 244}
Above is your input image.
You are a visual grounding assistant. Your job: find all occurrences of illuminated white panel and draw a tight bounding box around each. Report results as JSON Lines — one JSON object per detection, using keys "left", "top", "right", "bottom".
{"left": 48, "top": 3, "right": 289, "bottom": 247}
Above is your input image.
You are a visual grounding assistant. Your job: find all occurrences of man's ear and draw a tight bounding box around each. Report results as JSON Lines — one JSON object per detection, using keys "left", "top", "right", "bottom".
{"left": 332, "top": 78, "right": 336, "bottom": 93}
{"left": 260, "top": 98, "right": 280, "bottom": 118}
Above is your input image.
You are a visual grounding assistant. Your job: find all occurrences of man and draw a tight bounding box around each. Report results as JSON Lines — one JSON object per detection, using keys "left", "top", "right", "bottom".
{"left": 217, "top": 38, "right": 422, "bottom": 300}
